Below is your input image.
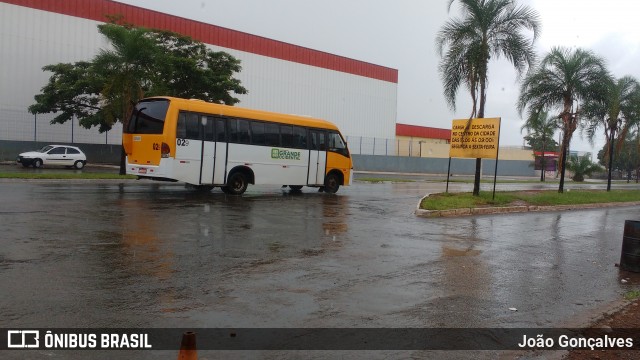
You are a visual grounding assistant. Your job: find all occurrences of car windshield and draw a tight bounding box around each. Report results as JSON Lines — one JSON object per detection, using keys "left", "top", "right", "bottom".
{"left": 38, "top": 146, "right": 54, "bottom": 153}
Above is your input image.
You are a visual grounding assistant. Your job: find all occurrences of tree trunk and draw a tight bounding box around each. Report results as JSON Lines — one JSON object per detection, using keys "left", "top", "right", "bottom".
{"left": 473, "top": 158, "right": 481, "bottom": 196}
{"left": 558, "top": 132, "right": 569, "bottom": 193}
{"left": 119, "top": 145, "right": 126, "bottom": 175}
{"left": 540, "top": 135, "right": 546, "bottom": 182}
{"left": 472, "top": 78, "right": 487, "bottom": 197}
{"left": 607, "top": 129, "right": 615, "bottom": 191}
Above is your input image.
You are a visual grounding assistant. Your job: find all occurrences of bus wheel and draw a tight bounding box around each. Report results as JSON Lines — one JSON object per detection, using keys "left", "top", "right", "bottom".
{"left": 324, "top": 173, "right": 340, "bottom": 194}
{"left": 289, "top": 185, "right": 303, "bottom": 191}
{"left": 225, "top": 172, "right": 248, "bottom": 195}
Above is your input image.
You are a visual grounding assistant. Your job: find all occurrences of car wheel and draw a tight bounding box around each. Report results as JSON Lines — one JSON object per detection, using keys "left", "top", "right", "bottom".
{"left": 223, "top": 172, "right": 248, "bottom": 195}
{"left": 74, "top": 161, "right": 85, "bottom": 169}
{"left": 33, "top": 159, "right": 43, "bottom": 168}
{"left": 324, "top": 173, "right": 340, "bottom": 194}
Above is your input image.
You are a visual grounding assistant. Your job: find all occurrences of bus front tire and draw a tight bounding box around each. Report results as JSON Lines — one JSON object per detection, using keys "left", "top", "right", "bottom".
{"left": 224, "top": 172, "right": 248, "bottom": 195}
{"left": 324, "top": 173, "right": 340, "bottom": 194}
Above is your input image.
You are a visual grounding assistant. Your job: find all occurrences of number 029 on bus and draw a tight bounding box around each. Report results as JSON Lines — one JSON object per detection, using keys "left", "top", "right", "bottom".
{"left": 122, "top": 97, "right": 353, "bottom": 195}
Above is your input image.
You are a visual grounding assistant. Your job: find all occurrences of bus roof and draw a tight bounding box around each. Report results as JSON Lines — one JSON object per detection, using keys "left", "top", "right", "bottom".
{"left": 146, "top": 96, "right": 341, "bottom": 131}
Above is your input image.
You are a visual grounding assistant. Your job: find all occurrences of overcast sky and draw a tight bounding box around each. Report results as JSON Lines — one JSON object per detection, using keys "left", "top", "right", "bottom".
{"left": 115, "top": 0, "right": 640, "bottom": 153}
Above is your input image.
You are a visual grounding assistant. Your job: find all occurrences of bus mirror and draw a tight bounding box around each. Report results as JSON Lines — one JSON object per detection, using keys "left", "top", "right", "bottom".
{"left": 201, "top": 116, "right": 208, "bottom": 126}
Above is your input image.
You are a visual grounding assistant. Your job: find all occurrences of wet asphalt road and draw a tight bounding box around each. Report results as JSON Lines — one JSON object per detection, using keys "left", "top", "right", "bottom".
{"left": 1, "top": 175, "right": 640, "bottom": 359}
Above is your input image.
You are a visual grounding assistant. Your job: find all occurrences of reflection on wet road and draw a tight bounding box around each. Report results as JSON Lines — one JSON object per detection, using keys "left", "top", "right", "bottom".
{"left": 1, "top": 180, "right": 639, "bottom": 334}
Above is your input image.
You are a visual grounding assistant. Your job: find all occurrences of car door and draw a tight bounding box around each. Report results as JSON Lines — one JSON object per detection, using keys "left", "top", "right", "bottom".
{"left": 45, "top": 146, "right": 68, "bottom": 166}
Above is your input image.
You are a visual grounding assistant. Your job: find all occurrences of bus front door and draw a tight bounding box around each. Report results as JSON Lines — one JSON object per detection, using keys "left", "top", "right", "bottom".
{"left": 212, "top": 118, "right": 227, "bottom": 185}
{"left": 200, "top": 116, "right": 227, "bottom": 185}
{"left": 308, "top": 130, "right": 327, "bottom": 186}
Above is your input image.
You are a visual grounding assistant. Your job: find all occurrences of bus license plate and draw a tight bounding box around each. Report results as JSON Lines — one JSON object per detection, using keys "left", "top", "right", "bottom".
{"left": 138, "top": 168, "right": 147, "bottom": 174}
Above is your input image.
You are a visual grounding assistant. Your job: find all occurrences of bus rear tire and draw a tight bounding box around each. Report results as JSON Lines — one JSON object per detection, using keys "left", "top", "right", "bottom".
{"left": 224, "top": 172, "right": 248, "bottom": 195}
{"left": 324, "top": 173, "right": 340, "bottom": 194}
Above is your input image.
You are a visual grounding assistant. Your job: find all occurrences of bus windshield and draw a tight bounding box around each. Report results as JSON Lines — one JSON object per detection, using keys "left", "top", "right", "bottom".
{"left": 127, "top": 99, "right": 170, "bottom": 134}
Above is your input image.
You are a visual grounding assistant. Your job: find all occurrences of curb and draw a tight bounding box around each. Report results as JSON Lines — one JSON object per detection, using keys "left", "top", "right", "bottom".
{"left": 415, "top": 196, "right": 640, "bottom": 218}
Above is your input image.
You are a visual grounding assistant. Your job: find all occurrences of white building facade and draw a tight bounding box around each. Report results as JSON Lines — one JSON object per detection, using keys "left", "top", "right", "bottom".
{"left": 0, "top": 0, "right": 398, "bottom": 145}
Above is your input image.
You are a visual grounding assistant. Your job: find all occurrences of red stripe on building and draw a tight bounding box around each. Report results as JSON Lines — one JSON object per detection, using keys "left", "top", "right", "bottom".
{"left": 2, "top": 0, "right": 398, "bottom": 83}
{"left": 396, "top": 123, "right": 451, "bottom": 141}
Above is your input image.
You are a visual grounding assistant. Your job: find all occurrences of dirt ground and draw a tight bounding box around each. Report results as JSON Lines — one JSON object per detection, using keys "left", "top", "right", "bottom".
{"left": 564, "top": 297, "right": 640, "bottom": 359}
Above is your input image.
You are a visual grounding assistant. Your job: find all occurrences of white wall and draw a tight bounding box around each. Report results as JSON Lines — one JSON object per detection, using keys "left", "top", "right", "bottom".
{"left": 0, "top": 2, "right": 397, "bottom": 144}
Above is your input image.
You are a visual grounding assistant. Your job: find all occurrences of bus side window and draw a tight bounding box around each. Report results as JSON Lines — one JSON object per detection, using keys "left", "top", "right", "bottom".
{"left": 215, "top": 118, "right": 226, "bottom": 142}
{"left": 264, "top": 123, "right": 280, "bottom": 147}
{"left": 281, "top": 125, "right": 293, "bottom": 148}
{"left": 309, "top": 131, "right": 318, "bottom": 150}
{"left": 228, "top": 118, "right": 238, "bottom": 143}
{"left": 251, "top": 121, "right": 265, "bottom": 146}
{"left": 318, "top": 131, "right": 327, "bottom": 151}
{"left": 177, "top": 112, "right": 187, "bottom": 139}
{"left": 328, "top": 131, "right": 348, "bottom": 156}
{"left": 237, "top": 119, "right": 251, "bottom": 144}
{"left": 203, "top": 116, "right": 214, "bottom": 141}
{"left": 293, "top": 126, "right": 307, "bottom": 149}
{"left": 309, "top": 130, "right": 326, "bottom": 150}
{"left": 328, "top": 132, "right": 346, "bottom": 150}
{"left": 185, "top": 112, "right": 200, "bottom": 140}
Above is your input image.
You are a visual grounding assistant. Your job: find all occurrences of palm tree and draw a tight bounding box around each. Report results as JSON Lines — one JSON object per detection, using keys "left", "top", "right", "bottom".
{"left": 584, "top": 76, "right": 640, "bottom": 191}
{"left": 566, "top": 155, "right": 602, "bottom": 182}
{"left": 520, "top": 110, "right": 559, "bottom": 181}
{"left": 94, "top": 23, "right": 159, "bottom": 132}
{"left": 518, "top": 47, "right": 609, "bottom": 193}
{"left": 437, "top": 0, "right": 539, "bottom": 196}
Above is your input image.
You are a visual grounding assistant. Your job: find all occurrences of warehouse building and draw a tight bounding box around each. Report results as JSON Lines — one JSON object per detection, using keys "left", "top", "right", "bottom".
{"left": 0, "top": 0, "right": 398, "bottom": 146}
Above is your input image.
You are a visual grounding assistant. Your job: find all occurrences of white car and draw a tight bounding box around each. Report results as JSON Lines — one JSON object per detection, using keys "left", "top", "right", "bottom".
{"left": 17, "top": 145, "right": 87, "bottom": 169}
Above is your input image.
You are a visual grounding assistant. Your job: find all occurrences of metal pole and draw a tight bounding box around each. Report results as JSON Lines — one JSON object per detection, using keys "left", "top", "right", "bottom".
{"left": 446, "top": 157, "right": 452, "bottom": 193}
{"left": 385, "top": 138, "right": 388, "bottom": 156}
{"left": 34, "top": 114, "right": 37, "bottom": 141}
{"left": 359, "top": 137, "right": 362, "bottom": 155}
{"left": 492, "top": 118, "right": 502, "bottom": 200}
{"left": 373, "top": 137, "right": 376, "bottom": 156}
{"left": 71, "top": 116, "right": 74, "bottom": 143}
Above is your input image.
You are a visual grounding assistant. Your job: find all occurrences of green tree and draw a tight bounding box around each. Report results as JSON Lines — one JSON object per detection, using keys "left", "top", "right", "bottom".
{"left": 584, "top": 76, "right": 640, "bottom": 190}
{"left": 597, "top": 135, "right": 640, "bottom": 182}
{"left": 436, "top": 0, "right": 539, "bottom": 195}
{"left": 29, "top": 20, "right": 248, "bottom": 173}
{"left": 520, "top": 110, "right": 559, "bottom": 181}
{"left": 566, "top": 155, "right": 602, "bottom": 182}
{"left": 518, "top": 47, "right": 609, "bottom": 193}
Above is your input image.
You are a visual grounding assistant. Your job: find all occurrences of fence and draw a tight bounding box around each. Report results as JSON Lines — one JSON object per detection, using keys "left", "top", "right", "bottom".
{"left": 2, "top": 106, "right": 532, "bottom": 160}
{"left": 0, "top": 106, "right": 122, "bottom": 145}
{"left": 345, "top": 135, "right": 452, "bottom": 157}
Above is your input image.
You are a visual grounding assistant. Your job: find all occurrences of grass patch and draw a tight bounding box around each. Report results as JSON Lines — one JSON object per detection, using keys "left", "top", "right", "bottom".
{"left": 357, "top": 177, "right": 415, "bottom": 183}
{"left": 624, "top": 290, "right": 640, "bottom": 301}
{"left": 0, "top": 172, "right": 136, "bottom": 180}
{"left": 421, "top": 190, "right": 640, "bottom": 210}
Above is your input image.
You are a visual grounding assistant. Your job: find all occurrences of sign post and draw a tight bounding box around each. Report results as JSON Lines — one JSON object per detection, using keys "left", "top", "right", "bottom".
{"left": 448, "top": 118, "right": 501, "bottom": 199}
